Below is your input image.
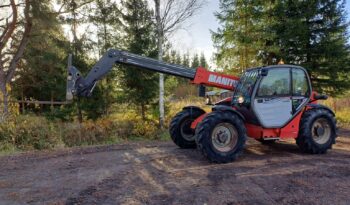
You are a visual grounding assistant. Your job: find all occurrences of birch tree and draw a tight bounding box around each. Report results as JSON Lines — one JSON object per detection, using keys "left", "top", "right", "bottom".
{"left": 153, "top": 0, "right": 205, "bottom": 128}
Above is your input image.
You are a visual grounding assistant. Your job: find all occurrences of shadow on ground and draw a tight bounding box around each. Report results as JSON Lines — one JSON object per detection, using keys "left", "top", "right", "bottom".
{"left": 0, "top": 129, "right": 349, "bottom": 205}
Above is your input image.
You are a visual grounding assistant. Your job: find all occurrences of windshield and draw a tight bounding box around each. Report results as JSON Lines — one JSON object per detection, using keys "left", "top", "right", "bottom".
{"left": 232, "top": 70, "right": 259, "bottom": 104}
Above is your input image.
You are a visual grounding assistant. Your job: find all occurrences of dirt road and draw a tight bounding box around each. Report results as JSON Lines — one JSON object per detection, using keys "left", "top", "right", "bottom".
{"left": 0, "top": 129, "right": 349, "bottom": 205}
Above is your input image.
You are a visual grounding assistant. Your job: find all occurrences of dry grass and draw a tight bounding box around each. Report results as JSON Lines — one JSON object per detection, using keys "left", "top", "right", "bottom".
{"left": 321, "top": 97, "right": 350, "bottom": 127}
{"left": 2, "top": 96, "right": 348, "bottom": 153}
{"left": 0, "top": 98, "right": 210, "bottom": 152}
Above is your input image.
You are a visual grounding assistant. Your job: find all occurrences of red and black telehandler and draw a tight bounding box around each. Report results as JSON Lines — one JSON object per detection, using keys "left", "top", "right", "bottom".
{"left": 67, "top": 49, "right": 337, "bottom": 163}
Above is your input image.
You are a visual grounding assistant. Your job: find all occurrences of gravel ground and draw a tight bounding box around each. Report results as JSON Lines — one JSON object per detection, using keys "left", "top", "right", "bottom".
{"left": 0, "top": 129, "right": 349, "bottom": 205}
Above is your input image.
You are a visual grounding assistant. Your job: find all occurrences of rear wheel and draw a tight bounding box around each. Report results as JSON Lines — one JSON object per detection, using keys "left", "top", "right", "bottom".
{"left": 296, "top": 109, "right": 337, "bottom": 154}
{"left": 195, "top": 111, "right": 246, "bottom": 163}
{"left": 169, "top": 108, "right": 205, "bottom": 149}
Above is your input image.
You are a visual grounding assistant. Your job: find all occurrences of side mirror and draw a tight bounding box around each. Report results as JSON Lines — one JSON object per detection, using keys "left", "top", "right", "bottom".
{"left": 261, "top": 68, "right": 268, "bottom": 76}
{"left": 314, "top": 94, "right": 328, "bottom": 100}
{"left": 198, "top": 85, "right": 206, "bottom": 97}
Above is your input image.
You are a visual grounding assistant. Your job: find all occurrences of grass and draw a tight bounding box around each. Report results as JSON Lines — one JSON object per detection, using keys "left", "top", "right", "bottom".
{"left": 0, "top": 99, "right": 186, "bottom": 154}
{"left": 321, "top": 97, "right": 350, "bottom": 127}
{"left": 1, "top": 97, "right": 349, "bottom": 155}
{"left": 334, "top": 109, "right": 350, "bottom": 128}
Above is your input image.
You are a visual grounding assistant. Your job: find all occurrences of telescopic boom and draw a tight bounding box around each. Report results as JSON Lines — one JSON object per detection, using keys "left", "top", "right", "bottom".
{"left": 66, "top": 49, "right": 240, "bottom": 100}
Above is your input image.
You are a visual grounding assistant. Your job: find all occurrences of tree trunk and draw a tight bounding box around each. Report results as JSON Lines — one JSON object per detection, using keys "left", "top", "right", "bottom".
{"left": 0, "top": 83, "right": 9, "bottom": 121}
{"left": 141, "top": 103, "right": 146, "bottom": 121}
{"left": 2, "top": 94, "right": 9, "bottom": 120}
{"left": 77, "top": 98, "right": 83, "bottom": 123}
{"left": 21, "top": 88, "right": 25, "bottom": 114}
{"left": 155, "top": 0, "right": 165, "bottom": 129}
{"left": 0, "top": 0, "right": 32, "bottom": 120}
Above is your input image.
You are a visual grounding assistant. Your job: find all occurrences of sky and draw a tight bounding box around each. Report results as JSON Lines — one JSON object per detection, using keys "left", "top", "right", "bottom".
{"left": 169, "top": 0, "right": 220, "bottom": 68}
{"left": 54, "top": 0, "right": 349, "bottom": 68}
{"left": 170, "top": 0, "right": 350, "bottom": 69}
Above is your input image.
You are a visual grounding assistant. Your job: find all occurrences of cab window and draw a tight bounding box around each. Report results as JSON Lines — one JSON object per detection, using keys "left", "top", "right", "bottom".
{"left": 232, "top": 70, "right": 258, "bottom": 104}
{"left": 292, "top": 68, "right": 309, "bottom": 96}
{"left": 257, "top": 68, "right": 290, "bottom": 97}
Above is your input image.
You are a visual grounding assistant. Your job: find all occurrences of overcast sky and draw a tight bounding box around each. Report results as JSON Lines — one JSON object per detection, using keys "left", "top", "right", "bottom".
{"left": 170, "top": 0, "right": 350, "bottom": 68}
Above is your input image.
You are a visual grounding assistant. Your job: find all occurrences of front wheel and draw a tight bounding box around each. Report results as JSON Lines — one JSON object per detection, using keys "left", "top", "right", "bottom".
{"left": 296, "top": 109, "right": 337, "bottom": 154}
{"left": 195, "top": 111, "right": 246, "bottom": 163}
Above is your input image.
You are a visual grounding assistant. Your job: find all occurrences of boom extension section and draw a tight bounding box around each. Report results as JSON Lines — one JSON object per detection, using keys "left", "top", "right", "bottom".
{"left": 66, "top": 49, "right": 239, "bottom": 100}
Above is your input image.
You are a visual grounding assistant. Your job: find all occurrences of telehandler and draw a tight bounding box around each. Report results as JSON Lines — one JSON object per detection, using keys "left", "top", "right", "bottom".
{"left": 66, "top": 49, "right": 337, "bottom": 163}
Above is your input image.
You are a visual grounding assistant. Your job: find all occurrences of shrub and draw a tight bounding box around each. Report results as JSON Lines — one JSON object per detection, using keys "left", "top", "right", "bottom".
{"left": 0, "top": 98, "right": 209, "bottom": 152}
{"left": 0, "top": 115, "right": 62, "bottom": 150}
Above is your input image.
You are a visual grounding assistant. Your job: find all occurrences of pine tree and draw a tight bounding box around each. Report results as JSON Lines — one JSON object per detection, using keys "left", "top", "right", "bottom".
{"left": 182, "top": 52, "right": 190, "bottom": 67}
{"left": 90, "top": 0, "right": 119, "bottom": 55}
{"left": 12, "top": 0, "right": 69, "bottom": 114}
{"left": 170, "top": 50, "right": 177, "bottom": 64}
{"left": 213, "top": 0, "right": 269, "bottom": 73}
{"left": 272, "top": 0, "right": 350, "bottom": 95}
{"left": 175, "top": 53, "right": 182, "bottom": 65}
{"left": 213, "top": 0, "right": 350, "bottom": 95}
{"left": 191, "top": 53, "right": 200, "bottom": 68}
{"left": 89, "top": 0, "right": 120, "bottom": 115}
{"left": 199, "top": 52, "right": 208, "bottom": 68}
{"left": 119, "top": 0, "right": 158, "bottom": 120}
{"left": 58, "top": 0, "right": 103, "bottom": 121}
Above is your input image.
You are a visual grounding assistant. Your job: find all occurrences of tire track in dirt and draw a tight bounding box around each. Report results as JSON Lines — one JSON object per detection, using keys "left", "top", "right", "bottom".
{"left": 0, "top": 129, "right": 349, "bottom": 205}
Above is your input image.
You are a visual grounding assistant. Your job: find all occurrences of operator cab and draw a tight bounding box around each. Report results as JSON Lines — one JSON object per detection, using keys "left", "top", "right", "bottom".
{"left": 232, "top": 65, "right": 311, "bottom": 128}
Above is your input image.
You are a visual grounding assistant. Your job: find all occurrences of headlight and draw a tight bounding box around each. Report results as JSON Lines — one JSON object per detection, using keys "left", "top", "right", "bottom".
{"left": 238, "top": 96, "right": 244, "bottom": 104}
{"left": 206, "top": 97, "right": 211, "bottom": 105}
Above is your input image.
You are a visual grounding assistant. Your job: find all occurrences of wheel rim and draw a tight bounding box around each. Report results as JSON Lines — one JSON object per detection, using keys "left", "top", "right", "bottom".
{"left": 211, "top": 123, "right": 238, "bottom": 152}
{"left": 180, "top": 119, "right": 195, "bottom": 141}
{"left": 312, "top": 118, "right": 331, "bottom": 144}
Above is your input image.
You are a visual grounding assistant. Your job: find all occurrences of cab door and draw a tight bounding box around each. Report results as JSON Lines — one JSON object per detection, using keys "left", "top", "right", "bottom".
{"left": 253, "top": 68, "right": 292, "bottom": 128}
{"left": 291, "top": 68, "right": 311, "bottom": 113}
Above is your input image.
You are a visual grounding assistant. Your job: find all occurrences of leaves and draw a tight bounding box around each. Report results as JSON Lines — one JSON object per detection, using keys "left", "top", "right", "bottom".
{"left": 213, "top": 0, "right": 350, "bottom": 95}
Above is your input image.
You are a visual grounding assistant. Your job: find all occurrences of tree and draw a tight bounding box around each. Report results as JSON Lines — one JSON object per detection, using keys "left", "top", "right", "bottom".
{"left": 119, "top": 0, "right": 158, "bottom": 120}
{"left": 213, "top": 0, "right": 278, "bottom": 73}
{"left": 175, "top": 52, "right": 182, "bottom": 65}
{"left": 213, "top": 0, "right": 350, "bottom": 95}
{"left": 154, "top": 0, "right": 205, "bottom": 128}
{"left": 182, "top": 52, "right": 190, "bottom": 67}
{"left": 89, "top": 0, "right": 119, "bottom": 56}
{"left": 191, "top": 53, "right": 200, "bottom": 68}
{"left": 0, "top": 0, "right": 32, "bottom": 120}
{"left": 59, "top": 0, "right": 106, "bottom": 122}
{"left": 11, "top": 0, "right": 69, "bottom": 114}
{"left": 89, "top": 0, "right": 120, "bottom": 115}
{"left": 199, "top": 52, "right": 208, "bottom": 68}
{"left": 272, "top": 0, "right": 350, "bottom": 95}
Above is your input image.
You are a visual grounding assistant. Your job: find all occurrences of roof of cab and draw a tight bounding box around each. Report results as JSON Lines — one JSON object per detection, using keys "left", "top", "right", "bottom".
{"left": 245, "top": 64, "right": 306, "bottom": 72}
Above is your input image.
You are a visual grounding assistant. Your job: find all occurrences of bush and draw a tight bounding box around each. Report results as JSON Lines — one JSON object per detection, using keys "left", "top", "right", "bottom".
{"left": 321, "top": 97, "right": 350, "bottom": 127}
{"left": 0, "top": 99, "right": 209, "bottom": 152}
{"left": 334, "top": 109, "right": 350, "bottom": 127}
{"left": 0, "top": 115, "right": 62, "bottom": 150}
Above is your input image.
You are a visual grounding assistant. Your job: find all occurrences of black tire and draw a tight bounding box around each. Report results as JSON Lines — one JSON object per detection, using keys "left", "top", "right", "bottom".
{"left": 256, "top": 138, "right": 277, "bottom": 144}
{"left": 195, "top": 111, "right": 246, "bottom": 163}
{"left": 296, "top": 109, "right": 337, "bottom": 154}
{"left": 169, "top": 108, "right": 205, "bottom": 149}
